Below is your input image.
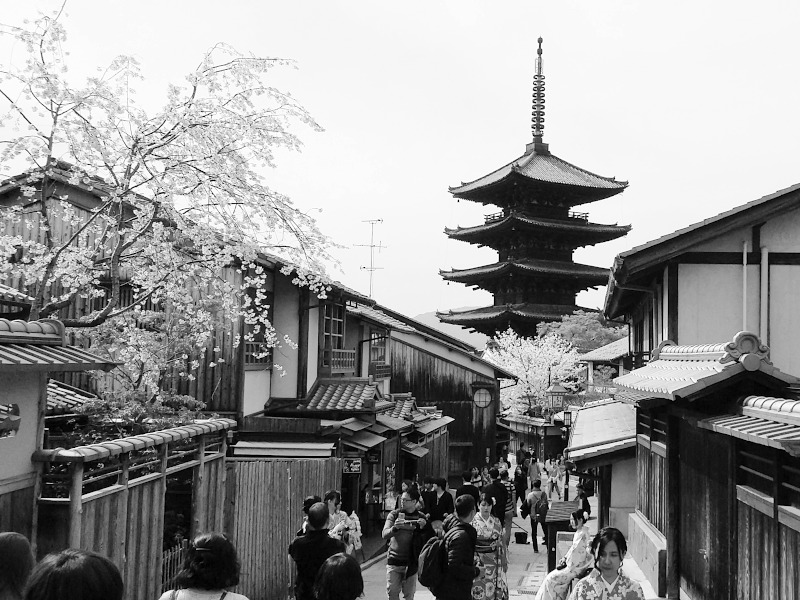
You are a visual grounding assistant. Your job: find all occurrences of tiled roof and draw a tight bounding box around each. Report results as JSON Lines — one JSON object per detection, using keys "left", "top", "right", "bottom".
{"left": 613, "top": 332, "right": 797, "bottom": 402}
{"left": 0, "top": 284, "right": 33, "bottom": 306}
{"left": 346, "top": 304, "right": 415, "bottom": 333}
{"left": 578, "top": 337, "right": 630, "bottom": 362}
{"left": 438, "top": 303, "right": 584, "bottom": 325}
{"left": 47, "top": 380, "right": 97, "bottom": 415}
{"left": 376, "top": 414, "right": 414, "bottom": 431}
{"left": 388, "top": 393, "right": 416, "bottom": 420}
{"left": 0, "top": 343, "right": 117, "bottom": 372}
{"left": 445, "top": 214, "right": 630, "bottom": 243}
{"left": 415, "top": 416, "right": 455, "bottom": 435}
{"left": 567, "top": 400, "right": 635, "bottom": 460}
{"left": 0, "top": 319, "right": 64, "bottom": 345}
{"left": 302, "top": 378, "right": 387, "bottom": 412}
{"left": 450, "top": 151, "right": 627, "bottom": 196}
{"left": 342, "top": 430, "right": 387, "bottom": 450}
{"left": 698, "top": 395, "right": 800, "bottom": 456}
{"left": 440, "top": 259, "right": 608, "bottom": 285}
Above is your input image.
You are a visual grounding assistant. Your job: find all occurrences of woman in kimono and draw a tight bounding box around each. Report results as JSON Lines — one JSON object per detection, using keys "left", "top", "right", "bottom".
{"left": 534, "top": 509, "right": 593, "bottom": 600}
{"left": 471, "top": 493, "right": 508, "bottom": 600}
{"left": 568, "top": 528, "right": 645, "bottom": 600}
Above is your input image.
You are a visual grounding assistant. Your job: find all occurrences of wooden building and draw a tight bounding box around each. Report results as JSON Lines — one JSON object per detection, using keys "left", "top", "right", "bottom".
{"left": 604, "top": 181, "right": 800, "bottom": 600}
{"left": 577, "top": 337, "right": 633, "bottom": 394}
{"left": 438, "top": 38, "right": 629, "bottom": 336}
{"left": 0, "top": 318, "right": 116, "bottom": 544}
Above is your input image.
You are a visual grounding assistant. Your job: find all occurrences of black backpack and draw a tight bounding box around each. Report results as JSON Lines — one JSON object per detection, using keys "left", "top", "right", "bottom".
{"left": 535, "top": 492, "right": 549, "bottom": 517}
{"left": 417, "top": 531, "right": 449, "bottom": 590}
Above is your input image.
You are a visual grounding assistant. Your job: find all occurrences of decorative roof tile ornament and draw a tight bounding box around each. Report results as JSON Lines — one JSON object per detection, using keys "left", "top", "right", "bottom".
{"left": 530, "top": 37, "right": 547, "bottom": 153}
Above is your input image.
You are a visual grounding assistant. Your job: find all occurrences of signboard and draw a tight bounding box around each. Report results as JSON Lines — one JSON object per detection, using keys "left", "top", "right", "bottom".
{"left": 343, "top": 458, "right": 362, "bottom": 474}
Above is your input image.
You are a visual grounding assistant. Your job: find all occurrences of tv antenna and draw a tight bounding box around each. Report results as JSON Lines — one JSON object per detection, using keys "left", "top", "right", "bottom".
{"left": 357, "top": 219, "right": 386, "bottom": 298}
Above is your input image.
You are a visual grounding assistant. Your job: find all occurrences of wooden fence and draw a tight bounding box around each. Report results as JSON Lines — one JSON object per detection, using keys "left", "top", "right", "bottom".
{"left": 225, "top": 458, "right": 342, "bottom": 600}
{"left": 32, "top": 419, "right": 235, "bottom": 600}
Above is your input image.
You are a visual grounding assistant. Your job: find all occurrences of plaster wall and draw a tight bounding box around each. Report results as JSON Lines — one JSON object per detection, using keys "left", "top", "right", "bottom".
{"left": 270, "top": 274, "right": 300, "bottom": 398}
{"left": 767, "top": 265, "right": 800, "bottom": 376}
{"left": 242, "top": 370, "right": 271, "bottom": 416}
{"left": 677, "top": 264, "right": 760, "bottom": 345}
{"left": 306, "top": 306, "right": 319, "bottom": 395}
{"left": 760, "top": 207, "right": 800, "bottom": 251}
{"left": 0, "top": 372, "right": 42, "bottom": 483}
{"left": 608, "top": 457, "right": 637, "bottom": 537}
{"left": 690, "top": 225, "right": 751, "bottom": 252}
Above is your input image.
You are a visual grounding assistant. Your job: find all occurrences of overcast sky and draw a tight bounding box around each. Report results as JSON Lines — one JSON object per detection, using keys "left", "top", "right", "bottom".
{"left": 3, "top": 1, "right": 800, "bottom": 322}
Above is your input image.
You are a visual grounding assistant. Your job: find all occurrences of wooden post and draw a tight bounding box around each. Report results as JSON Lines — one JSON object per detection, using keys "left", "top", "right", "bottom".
{"left": 68, "top": 462, "right": 84, "bottom": 548}
{"left": 192, "top": 435, "right": 207, "bottom": 536}
{"left": 115, "top": 452, "right": 130, "bottom": 570}
{"left": 666, "top": 415, "right": 680, "bottom": 599}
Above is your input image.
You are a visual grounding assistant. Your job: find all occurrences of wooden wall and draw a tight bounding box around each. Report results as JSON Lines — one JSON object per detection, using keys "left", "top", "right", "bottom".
{"left": 417, "top": 430, "right": 449, "bottom": 482}
{"left": 0, "top": 484, "right": 35, "bottom": 539}
{"left": 225, "top": 458, "right": 342, "bottom": 600}
{"left": 389, "top": 339, "right": 496, "bottom": 478}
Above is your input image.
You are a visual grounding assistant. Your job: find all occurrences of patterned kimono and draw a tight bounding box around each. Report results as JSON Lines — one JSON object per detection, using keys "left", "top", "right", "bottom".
{"left": 567, "top": 570, "right": 645, "bottom": 600}
{"left": 534, "top": 526, "right": 593, "bottom": 600}
{"left": 471, "top": 513, "right": 508, "bottom": 600}
{"left": 328, "top": 510, "right": 355, "bottom": 554}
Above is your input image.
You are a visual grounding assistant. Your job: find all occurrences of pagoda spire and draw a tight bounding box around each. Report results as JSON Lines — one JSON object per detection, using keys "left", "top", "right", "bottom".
{"left": 527, "top": 37, "right": 550, "bottom": 155}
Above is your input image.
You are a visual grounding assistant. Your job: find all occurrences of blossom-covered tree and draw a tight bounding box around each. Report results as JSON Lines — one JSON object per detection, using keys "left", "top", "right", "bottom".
{"left": 536, "top": 310, "right": 627, "bottom": 353}
{"left": 484, "top": 328, "right": 580, "bottom": 414}
{"left": 0, "top": 11, "right": 331, "bottom": 400}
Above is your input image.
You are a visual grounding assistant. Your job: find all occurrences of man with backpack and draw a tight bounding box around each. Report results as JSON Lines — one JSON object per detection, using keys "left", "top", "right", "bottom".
{"left": 524, "top": 481, "right": 548, "bottom": 553}
{"left": 421, "top": 494, "right": 482, "bottom": 600}
{"left": 383, "top": 489, "right": 428, "bottom": 600}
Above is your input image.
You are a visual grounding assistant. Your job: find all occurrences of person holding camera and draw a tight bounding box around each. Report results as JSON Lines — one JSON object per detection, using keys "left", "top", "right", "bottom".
{"left": 383, "top": 489, "right": 428, "bottom": 600}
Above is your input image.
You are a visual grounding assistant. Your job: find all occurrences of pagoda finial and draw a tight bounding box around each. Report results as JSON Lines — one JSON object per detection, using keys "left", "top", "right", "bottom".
{"left": 527, "top": 37, "right": 549, "bottom": 155}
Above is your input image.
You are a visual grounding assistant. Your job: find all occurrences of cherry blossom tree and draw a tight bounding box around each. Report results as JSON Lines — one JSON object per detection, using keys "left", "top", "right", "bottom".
{"left": 0, "top": 10, "right": 332, "bottom": 400}
{"left": 484, "top": 328, "right": 580, "bottom": 414}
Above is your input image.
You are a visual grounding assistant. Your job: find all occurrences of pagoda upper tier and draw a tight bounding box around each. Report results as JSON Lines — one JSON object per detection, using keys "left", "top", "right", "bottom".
{"left": 449, "top": 147, "right": 627, "bottom": 208}
{"left": 445, "top": 211, "right": 630, "bottom": 248}
{"left": 438, "top": 303, "right": 584, "bottom": 338}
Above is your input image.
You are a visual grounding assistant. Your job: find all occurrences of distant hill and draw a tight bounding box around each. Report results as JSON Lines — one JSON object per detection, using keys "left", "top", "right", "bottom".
{"left": 412, "top": 310, "right": 490, "bottom": 350}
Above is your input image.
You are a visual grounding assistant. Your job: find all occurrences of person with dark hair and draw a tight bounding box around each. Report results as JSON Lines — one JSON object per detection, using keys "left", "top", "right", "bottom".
{"left": 160, "top": 532, "right": 248, "bottom": 600}
{"left": 0, "top": 532, "right": 34, "bottom": 600}
{"left": 323, "top": 490, "right": 354, "bottom": 550}
{"left": 470, "top": 493, "right": 507, "bottom": 600}
{"left": 297, "top": 495, "right": 323, "bottom": 536}
{"left": 456, "top": 471, "right": 480, "bottom": 506}
{"left": 433, "top": 494, "right": 481, "bottom": 600}
{"left": 499, "top": 468, "right": 515, "bottom": 548}
{"left": 575, "top": 485, "right": 591, "bottom": 520}
{"left": 482, "top": 468, "right": 507, "bottom": 525}
{"left": 313, "top": 553, "right": 363, "bottom": 600}
{"left": 513, "top": 460, "right": 528, "bottom": 509}
{"left": 469, "top": 467, "right": 483, "bottom": 490}
{"left": 534, "top": 509, "right": 592, "bottom": 600}
{"left": 289, "top": 502, "right": 347, "bottom": 600}
{"left": 383, "top": 488, "right": 427, "bottom": 600}
{"left": 428, "top": 478, "right": 454, "bottom": 529}
{"left": 567, "top": 528, "right": 644, "bottom": 600}
{"left": 24, "top": 549, "right": 123, "bottom": 600}
{"left": 525, "top": 480, "right": 547, "bottom": 552}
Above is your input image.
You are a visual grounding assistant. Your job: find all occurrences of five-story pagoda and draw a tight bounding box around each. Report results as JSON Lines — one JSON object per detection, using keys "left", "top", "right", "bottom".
{"left": 438, "top": 38, "right": 630, "bottom": 337}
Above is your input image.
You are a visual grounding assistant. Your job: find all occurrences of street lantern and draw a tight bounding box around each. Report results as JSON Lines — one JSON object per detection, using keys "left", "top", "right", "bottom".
{"left": 563, "top": 409, "right": 572, "bottom": 428}
{"left": 546, "top": 382, "right": 568, "bottom": 408}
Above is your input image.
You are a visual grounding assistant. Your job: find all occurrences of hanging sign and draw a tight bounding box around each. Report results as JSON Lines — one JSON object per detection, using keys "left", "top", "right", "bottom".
{"left": 343, "top": 458, "right": 362, "bottom": 474}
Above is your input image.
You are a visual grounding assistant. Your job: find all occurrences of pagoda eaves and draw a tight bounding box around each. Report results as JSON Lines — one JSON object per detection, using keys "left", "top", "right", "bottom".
{"left": 436, "top": 302, "right": 593, "bottom": 337}
{"left": 444, "top": 212, "right": 631, "bottom": 246}
{"left": 440, "top": 259, "right": 608, "bottom": 287}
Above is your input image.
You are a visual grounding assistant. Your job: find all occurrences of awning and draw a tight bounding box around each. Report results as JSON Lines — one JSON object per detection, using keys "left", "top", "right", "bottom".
{"left": 567, "top": 437, "right": 636, "bottom": 462}
{"left": 401, "top": 440, "right": 430, "bottom": 458}
{"left": 699, "top": 414, "right": 800, "bottom": 456}
{"left": 415, "top": 416, "right": 455, "bottom": 435}
{"left": 230, "top": 441, "right": 335, "bottom": 459}
{"left": 0, "top": 344, "right": 117, "bottom": 372}
{"left": 377, "top": 414, "right": 413, "bottom": 431}
{"left": 368, "top": 422, "right": 391, "bottom": 435}
{"left": 342, "top": 430, "right": 387, "bottom": 451}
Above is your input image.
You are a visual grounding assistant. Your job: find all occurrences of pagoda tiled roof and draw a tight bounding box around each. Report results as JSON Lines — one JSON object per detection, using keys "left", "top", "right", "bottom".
{"left": 437, "top": 303, "right": 584, "bottom": 326}
{"left": 450, "top": 149, "right": 627, "bottom": 200}
{"left": 578, "top": 337, "right": 631, "bottom": 363}
{"left": 445, "top": 213, "right": 630, "bottom": 245}
{"left": 440, "top": 259, "right": 608, "bottom": 285}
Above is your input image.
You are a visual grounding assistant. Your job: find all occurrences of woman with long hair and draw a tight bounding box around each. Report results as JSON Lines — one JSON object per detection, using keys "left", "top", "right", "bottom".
{"left": 534, "top": 509, "right": 593, "bottom": 600}
{"left": 567, "top": 528, "right": 645, "bottom": 600}
{"left": 159, "top": 532, "right": 249, "bottom": 600}
{"left": 0, "top": 532, "right": 34, "bottom": 600}
{"left": 471, "top": 493, "right": 508, "bottom": 600}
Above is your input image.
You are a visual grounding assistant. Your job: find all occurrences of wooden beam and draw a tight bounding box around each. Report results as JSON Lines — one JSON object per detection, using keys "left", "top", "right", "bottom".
{"left": 665, "top": 415, "right": 679, "bottom": 599}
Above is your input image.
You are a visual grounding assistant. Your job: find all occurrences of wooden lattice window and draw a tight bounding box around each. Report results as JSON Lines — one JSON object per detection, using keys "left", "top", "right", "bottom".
{"left": 369, "top": 329, "right": 386, "bottom": 363}
{"left": 323, "top": 302, "right": 344, "bottom": 350}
